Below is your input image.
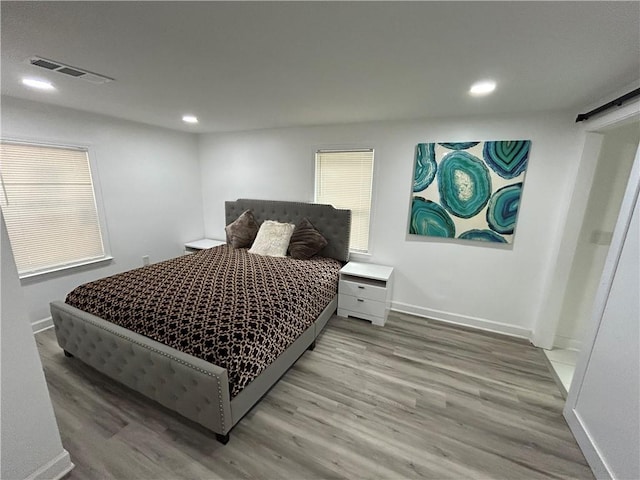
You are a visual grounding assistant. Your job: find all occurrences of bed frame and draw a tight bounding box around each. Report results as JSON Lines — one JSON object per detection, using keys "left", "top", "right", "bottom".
{"left": 50, "top": 199, "right": 351, "bottom": 444}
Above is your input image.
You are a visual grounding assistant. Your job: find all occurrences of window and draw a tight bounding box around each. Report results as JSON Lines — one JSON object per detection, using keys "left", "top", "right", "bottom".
{"left": 315, "top": 149, "right": 374, "bottom": 252}
{"left": 0, "top": 141, "right": 107, "bottom": 277}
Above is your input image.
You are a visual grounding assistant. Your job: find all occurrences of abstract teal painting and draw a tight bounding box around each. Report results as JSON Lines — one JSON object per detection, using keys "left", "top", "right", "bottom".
{"left": 410, "top": 140, "right": 531, "bottom": 244}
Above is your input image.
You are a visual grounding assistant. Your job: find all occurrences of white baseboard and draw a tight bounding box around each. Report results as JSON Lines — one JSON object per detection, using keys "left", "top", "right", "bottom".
{"left": 26, "top": 449, "right": 74, "bottom": 480}
{"left": 552, "top": 335, "right": 583, "bottom": 351}
{"left": 32, "top": 316, "right": 53, "bottom": 334}
{"left": 391, "top": 301, "right": 531, "bottom": 340}
{"left": 542, "top": 351, "right": 568, "bottom": 398}
{"left": 563, "top": 407, "right": 612, "bottom": 479}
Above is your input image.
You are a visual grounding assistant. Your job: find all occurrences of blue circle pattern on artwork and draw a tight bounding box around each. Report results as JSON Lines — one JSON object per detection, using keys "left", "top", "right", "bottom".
{"left": 458, "top": 229, "right": 507, "bottom": 243}
{"left": 438, "top": 142, "right": 480, "bottom": 150}
{"left": 410, "top": 197, "right": 455, "bottom": 237}
{"left": 487, "top": 183, "right": 522, "bottom": 234}
{"left": 413, "top": 143, "right": 437, "bottom": 192}
{"left": 437, "top": 151, "right": 492, "bottom": 219}
{"left": 483, "top": 140, "right": 530, "bottom": 179}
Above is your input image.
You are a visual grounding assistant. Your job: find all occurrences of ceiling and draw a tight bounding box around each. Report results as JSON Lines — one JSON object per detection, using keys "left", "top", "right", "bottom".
{"left": 1, "top": 2, "right": 639, "bottom": 133}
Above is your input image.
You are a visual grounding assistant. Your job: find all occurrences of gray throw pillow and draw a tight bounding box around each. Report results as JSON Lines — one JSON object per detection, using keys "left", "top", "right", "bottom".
{"left": 225, "top": 210, "right": 259, "bottom": 248}
{"left": 289, "top": 217, "right": 328, "bottom": 260}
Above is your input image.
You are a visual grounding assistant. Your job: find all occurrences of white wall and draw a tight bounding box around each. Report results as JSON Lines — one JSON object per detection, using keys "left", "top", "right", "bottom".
{"left": 1, "top": 214, "right": 73, "bottom": 479}
{"left": 0, "top": 96, "right": 595, "bottom": 341}
{"left": 199, "top": 112, "right": 583, "bottom": 337}
{"left": 1, "top": 96, "right": 205, "bottom": 325}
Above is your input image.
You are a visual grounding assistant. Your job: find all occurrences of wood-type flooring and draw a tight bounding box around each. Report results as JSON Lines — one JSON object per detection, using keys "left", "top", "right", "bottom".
{"left": 36, "top": 311, "right": 594, "bottom": 479}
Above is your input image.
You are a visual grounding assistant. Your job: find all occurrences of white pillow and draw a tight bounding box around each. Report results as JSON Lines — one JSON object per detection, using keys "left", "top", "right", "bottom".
{"left": 248, "top": 220, "right": 295, "bottom": 257}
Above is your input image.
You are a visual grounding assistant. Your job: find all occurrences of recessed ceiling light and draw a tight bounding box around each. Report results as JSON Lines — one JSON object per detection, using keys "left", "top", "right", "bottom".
{"left": 182, "top": 115, "right": 198, "bottom": 124}
{"left": 469, "top": 80, "right": 496, "bottom": 96}
{"left": 22, "top": 77, "right": 55, "bottom": 91}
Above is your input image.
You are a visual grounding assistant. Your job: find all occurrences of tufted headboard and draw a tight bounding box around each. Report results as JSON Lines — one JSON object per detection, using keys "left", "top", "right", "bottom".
{"left": 225, "top": 199, "right": 351, "bottom": 262}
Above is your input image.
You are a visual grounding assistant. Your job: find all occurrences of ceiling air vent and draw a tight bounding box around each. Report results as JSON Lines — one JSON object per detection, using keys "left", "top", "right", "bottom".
{"left": 28, "top": 56, "right": 114, "bottom": 84}
{"left": 31, "top": 58, "right": 61, "bottom": 70}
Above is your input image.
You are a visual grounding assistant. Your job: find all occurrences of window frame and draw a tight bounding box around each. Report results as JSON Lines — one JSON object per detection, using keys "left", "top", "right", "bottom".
{"left": 313, "top": 146, "right": 377, "bottom": 256}
{"left": 0, "top": 137, "right": 112, "bottom": 279}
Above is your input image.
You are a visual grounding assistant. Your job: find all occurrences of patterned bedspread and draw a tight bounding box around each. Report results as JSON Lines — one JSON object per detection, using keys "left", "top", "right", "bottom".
{"left": 66, "top": 245, "right": 341, "bottom": 397}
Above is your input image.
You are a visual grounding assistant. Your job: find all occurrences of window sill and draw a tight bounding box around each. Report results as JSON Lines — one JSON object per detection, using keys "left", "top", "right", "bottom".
{"left": 348, "top": 251, "right": 372, "bottom": 262}
{"left": 19, "top": 256, "right": 114, "bottom": 281}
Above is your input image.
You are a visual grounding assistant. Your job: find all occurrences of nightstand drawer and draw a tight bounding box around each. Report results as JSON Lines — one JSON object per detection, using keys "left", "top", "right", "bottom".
{"left": 339, "top": 279, "right": 388, "bottom": 302}
{"left": 338, "top": 294, "right": 387, "bottom": 318}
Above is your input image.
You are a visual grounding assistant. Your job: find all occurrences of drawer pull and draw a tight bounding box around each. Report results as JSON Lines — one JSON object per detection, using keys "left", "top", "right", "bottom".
{"left": 358, "top": 286, "right": 365, "bottom": 289}
{"left": 357, "top": 299, "right": 364, "bottom": 302}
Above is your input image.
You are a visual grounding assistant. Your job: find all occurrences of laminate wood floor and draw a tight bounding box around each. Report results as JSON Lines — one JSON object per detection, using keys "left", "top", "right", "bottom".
{"left": 36, "top": 312, "right": 593, "bottom": 479}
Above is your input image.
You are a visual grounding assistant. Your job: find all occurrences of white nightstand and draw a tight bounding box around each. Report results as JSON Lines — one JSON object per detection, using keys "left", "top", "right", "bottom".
{"left": 338, "top": 261, "right": 394, "bottom": 326}
{"left": 184, "top": 238, "right": 225, "bottom": 254}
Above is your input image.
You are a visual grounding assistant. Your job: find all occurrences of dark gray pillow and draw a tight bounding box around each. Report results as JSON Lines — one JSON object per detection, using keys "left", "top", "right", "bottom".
{"left": 289, "top": 217, "right": 328, "bottom": 260}
{"left": 225, "top": 210, "right": 259, "bottom": 248}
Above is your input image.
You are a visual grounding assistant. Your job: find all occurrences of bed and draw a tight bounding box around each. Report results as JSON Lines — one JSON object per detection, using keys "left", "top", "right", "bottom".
{"left": 50, "top": 199, "right": 351, "bottom": 444}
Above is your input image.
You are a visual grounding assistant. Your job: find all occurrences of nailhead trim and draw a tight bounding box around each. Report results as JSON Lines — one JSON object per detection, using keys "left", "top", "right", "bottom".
{"left": 58, "top": 307, "right": 227, "bottom": 432}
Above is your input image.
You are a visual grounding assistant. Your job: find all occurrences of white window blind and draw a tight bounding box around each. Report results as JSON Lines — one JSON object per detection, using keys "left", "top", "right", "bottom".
{"left": 315, "top": 149, "right": 374, "bottom": 252}
{"left": 0, "top": 141, "right": 106, "bottom": 277}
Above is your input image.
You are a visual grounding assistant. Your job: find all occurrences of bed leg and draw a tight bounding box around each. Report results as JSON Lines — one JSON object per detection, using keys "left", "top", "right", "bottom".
{"left": 216, "top": 433, "right": 230, "bottom": 445}
{"left": 307, "top": 340, "right": 316, "bottom": 351}
{"left": 63, "top": 350, "right": 74, "bottom": 358}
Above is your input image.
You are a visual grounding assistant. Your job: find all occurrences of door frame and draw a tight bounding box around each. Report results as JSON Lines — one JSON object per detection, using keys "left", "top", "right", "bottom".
{"left": 562, "top": 136, "right": 639, "bottom": 479}
{"left": 532, "top": 101, "right": 640, "bottom": 349}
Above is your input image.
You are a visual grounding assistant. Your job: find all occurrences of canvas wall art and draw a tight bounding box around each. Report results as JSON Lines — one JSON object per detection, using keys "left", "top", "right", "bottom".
{"left": 409, "top": 140, "right": 531, "bottom": 244}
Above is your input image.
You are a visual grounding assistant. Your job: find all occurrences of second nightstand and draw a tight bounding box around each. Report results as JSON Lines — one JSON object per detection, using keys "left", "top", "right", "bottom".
{"left": 338, "top": 261, "right": 394, "bottom": 326}
{"left": 184, "top": 238, "right": 225, "bottom": 254}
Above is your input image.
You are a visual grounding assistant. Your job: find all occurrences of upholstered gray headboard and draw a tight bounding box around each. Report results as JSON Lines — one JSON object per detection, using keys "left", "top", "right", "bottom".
{"left": 225, "top": 199, "right": 351, "bottom": 262}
